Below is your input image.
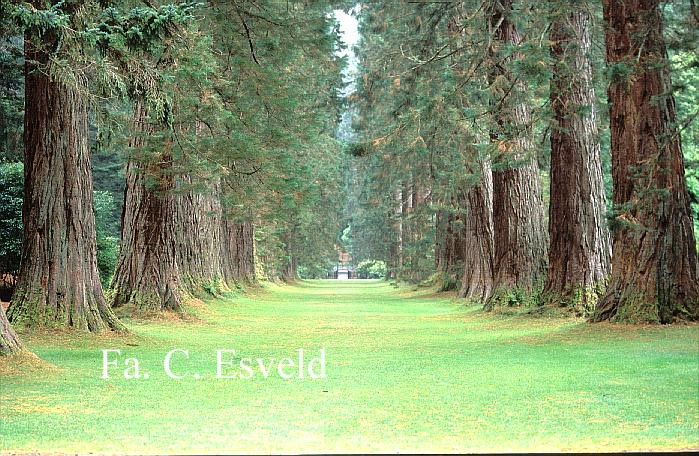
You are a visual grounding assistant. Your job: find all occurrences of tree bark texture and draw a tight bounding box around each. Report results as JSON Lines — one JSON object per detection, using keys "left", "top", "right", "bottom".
{"left": 435, "top": 210, "right": 467, "bottom": 289}
{"left": 543, "top": 4, "right": 611, "bottom": 313}
{"left": 434, "top": 161, "right": 494, "bottom": 300}
{"left": 485, "top": 0, "right": 548, "bottom": 308}
{"left": 281, "top": 232, "right": 298, "bottom": 282}
{"left": 0, "top": 305, "right": 21, "bottom": 354}
{"left": 111, "top": 147, "right": 184, "bottom": 311}
{"left": 459, "top": 160, "right": 495, "bottom": 301}
{"left": 220, "top": 218, "right": 256, "bottom": 284}
{"left": 592, "top": 0, "right": 699, "bottom": 323}
{"left": 442, "top": 7, "right": 495, "bottom": 300}
{"left": 8, "top": 30, "right": 122, "bottom": 331}
{"left": 112, "top": 106, "right": 257, "bottom": 310}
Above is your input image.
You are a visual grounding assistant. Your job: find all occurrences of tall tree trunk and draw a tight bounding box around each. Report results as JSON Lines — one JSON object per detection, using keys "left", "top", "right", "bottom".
{"left": 592, "top": 0, "right": 699, "bottom": 323}
{"left": 281, "top": 236, "right": 298, "bottom": 282}
{"left": 459, "top": 160, "right": 495, "bottom": 301}
{"left": 111, "top": 104, "right": 183, "bottom": 311}
{"left": 434, "top": 211, "right": 451, "bottom": 272}
{"left": 444, "top": 6, "right": 495, "bottom": 300}
{"left": 111, "top": 106, "right": 254, "bottom": 310}
{"left": 542, "top": 3, "right": 610, "bottom": 313}
{"left": 220, "top": 218, "right": 256, "bottom": 284}
{"left": 434, "top": 210, "right": 466, "bottom": 290}
{"left": 1, "top": 305, "right": 21, "bottom": 354}
{"left": 395, "top": 187, "right": 404, "bottom": 277}
{"left": 177, "top": 179, "right": 224, "bottom": 289}
{"left": 434, "top": 161, "right": 494, "bottom": 299}
{"left": 485, "top": 0, "right": 548, "bottom": 308}
{"left": 8, "top": 30, "right": 122, "bottom": 331}
{"left": 179, "top": 182, "right": 255, "bottom": 288}
{"left": 111, "top": 157, "right": 183, "bottom": 311}
{"left": 113, "top": 178, "right": 255, "bottom": 309}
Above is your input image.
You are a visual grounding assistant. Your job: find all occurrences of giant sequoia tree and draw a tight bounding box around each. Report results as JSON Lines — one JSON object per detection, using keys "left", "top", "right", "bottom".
{"left": 111, "top": 106, "right": 185, "bottom": 311}
{"left": 592, "top": 0, "right": 699, "bottom": 322}
{"left": 542, "top": 1, "right": 610, "bottom": 312}
{"left": 458, "top": 161, "right": 495, "bottom": 301}
{"left": 8, "top": 14, "right": 121, "bottom": 331}
{"left": 111, "top": 0, "right": 342, "bottom": 306}
{"left": 4, "top": 0, "right": 696, "bottom": 330}
{"left": 353, "top": 1, "right": 498, "bottom": 288}
{"left": 5, "top": 1, "right": 197, "bottom": 324}
{"left": 485, "top": 0, "right": 547, "bottom": 307}
{"left": 108, "top": 23, "right": 257, "bottom": 310}
{"left": 443, "top": 4, "right": 495, "bottom": 301}
{"left": 112, "top": 149, "right": 257, "bottom": 311}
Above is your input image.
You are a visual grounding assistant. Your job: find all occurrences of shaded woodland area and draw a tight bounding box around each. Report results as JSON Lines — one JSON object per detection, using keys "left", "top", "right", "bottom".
{"left": 1, "top": 0, "right": 698, "bottom": 355}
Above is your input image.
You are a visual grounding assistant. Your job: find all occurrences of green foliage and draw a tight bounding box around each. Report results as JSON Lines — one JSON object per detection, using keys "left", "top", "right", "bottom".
{"left": 1, "top": 0, "right": 692, "bottom": 297}
{"left": 485, "top": 284, "right": 543, "bottom": 312}
{"left": 0, "top": 37, "right": 24, "bottom": 163}
{"left": 670, "top": 51, "right": 699, "bottom": 247}
{"left": 350, "top": 0, "right": 555, "bottom": 283}
{"left": 199, "top": 278, "right": 222, "bottom": 297}
{"left": 0, "top": 167, "right": 119, "bottom": 291}
{"left": 91, "top": 143, "right": 124, "bottom": 236}
{"left": 9, "top": 2, "right": 70, "bottom": 32}
{"left": 606, "top": 62, "right": 636, "bottom": 85}
{"left": 0, "top": 17, "right": 23, "bottom": 162}
{"left": 0, "top": 163, "right": 23, "bottom": 283}
{"left": 346, "top": 142, "right": 370, "bottom": 157}
{"left": 356, "top": 260, "right": 387, "bottom": 279}
{"left": 106, "top": 1, "right": 347, "bottom": 280}
{"left": 94, "top": 191, "right": 119, "bottom": 287}
{"left": 298, "top": 264, "right": 333, "bottom": 280}
{"left": 88, "top": 3, "right": 198, "bottom": 52}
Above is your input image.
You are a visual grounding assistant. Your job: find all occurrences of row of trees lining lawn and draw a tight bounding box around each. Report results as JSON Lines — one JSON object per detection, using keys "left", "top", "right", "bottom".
{"left": 1, "top": 0, "right": 350, "bottom": 354}
{"left": 346, "top": 0, "right": 698, "bottom": 322}
{"left": 1, "top": 0, "right": 699, "bottom": 355}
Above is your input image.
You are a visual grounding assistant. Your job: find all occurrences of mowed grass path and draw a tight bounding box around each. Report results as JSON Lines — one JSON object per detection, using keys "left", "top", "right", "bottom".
{"left": 1, "top": 280, "right": 698, "bottom": 453}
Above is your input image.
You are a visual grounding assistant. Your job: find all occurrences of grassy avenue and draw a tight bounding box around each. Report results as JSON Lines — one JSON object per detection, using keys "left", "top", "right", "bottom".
{"left": 1, "top": 280, "right": 697, "bottom": 453}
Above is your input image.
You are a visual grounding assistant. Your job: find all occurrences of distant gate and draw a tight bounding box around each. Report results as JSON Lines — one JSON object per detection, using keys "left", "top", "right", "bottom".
{"left": 329, "top": 250, "right": 355, "bottom": 279}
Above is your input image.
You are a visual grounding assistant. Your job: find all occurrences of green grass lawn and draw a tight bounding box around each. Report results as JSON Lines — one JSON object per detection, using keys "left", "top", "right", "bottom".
{"left": 1, "top": 280, "right": 698, "bottom": 453}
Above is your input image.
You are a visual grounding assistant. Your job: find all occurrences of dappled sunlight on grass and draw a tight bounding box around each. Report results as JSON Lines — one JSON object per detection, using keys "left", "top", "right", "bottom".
{"left": 1, "top": 280, "right": 698, "bottom": 453}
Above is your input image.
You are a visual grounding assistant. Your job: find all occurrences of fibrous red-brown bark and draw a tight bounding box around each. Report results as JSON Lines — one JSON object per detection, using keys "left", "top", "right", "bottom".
{"left": 110, "top": 103, "right": 183, "bottom": 311}
{"left": 435, "top": 210, "right": 467, "bottom": 289}
{"left": 111, "top": 105, "right": 255, "bottom": 311}
{"left": 111, "top": 159, "right": 184, "bottom": 311}
{"left": 459, "top": 160, "right": 495, "bottom": 301}
{"left": 178, "top": 180, "right": 255, "bottom": 287}
{"left": 434, "top": 161, "right": 494, "bottom": 300}
{"left": 0, "top": 305, "right": 21, "bottom": 354}
{"left": 112, "top": 171, "right": 256, "bottom": 311}
{"left": 437, "top": 8, "right": 494, "bottom": 300}
{"left": 592, "top": 0, "right": 699, "bottom": 323}
{"left": 8, "top": 29, "right": 122, "bottom": 331}
{"left": 220, "top": 218, "right": 256, "bottom": 284}
{"left": 543, "top": 4, "right": 610, "bottom": 312}
{"left": 485, "top": 0, "right": 548, "bottom": 308}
